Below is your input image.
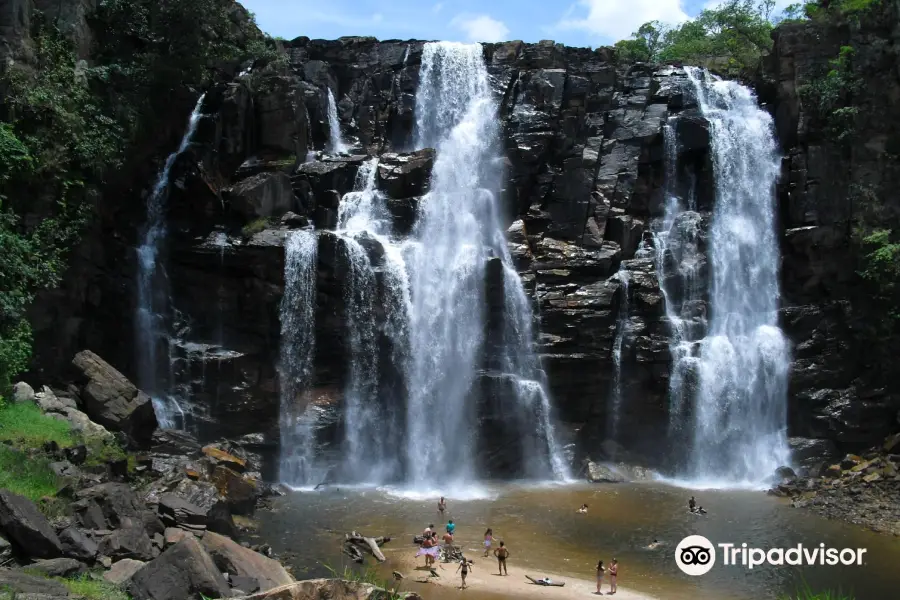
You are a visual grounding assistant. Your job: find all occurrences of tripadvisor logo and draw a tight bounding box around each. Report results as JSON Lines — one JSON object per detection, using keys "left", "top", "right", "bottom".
{"left": 675, "top": 535, "right": 868, "bottom": 577}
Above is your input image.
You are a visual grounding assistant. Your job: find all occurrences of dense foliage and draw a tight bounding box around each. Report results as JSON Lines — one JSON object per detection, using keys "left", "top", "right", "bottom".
{"left": 614, "top": 0, "right": 777, "bottom": 75}
{"left": 0, "top": 1, "right": 280, "bottom": 391}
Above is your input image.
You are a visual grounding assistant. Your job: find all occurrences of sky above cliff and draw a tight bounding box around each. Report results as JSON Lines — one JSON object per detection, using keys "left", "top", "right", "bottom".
{"left": 239, "top": 0, "right": 795, "bottom": 47}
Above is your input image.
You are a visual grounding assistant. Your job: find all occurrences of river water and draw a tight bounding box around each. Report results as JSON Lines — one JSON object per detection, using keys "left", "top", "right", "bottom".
{"left": 256, "top": 483, "right": 900, "bottom": 600}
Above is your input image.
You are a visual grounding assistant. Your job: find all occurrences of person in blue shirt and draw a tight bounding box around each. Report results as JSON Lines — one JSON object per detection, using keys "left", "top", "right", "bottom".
{"left": 446, "top": 519, "right": 455, "bottom": 535}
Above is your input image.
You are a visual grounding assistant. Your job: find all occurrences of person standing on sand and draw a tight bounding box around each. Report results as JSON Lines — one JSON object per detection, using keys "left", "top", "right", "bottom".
{"left": 456, "top": 557, "right": 471, "bottom": 589}
{"left": 438, "top": 496, "right": 447, "bottom": 516}
{"left": 595, "top": 560, "right": 605, "bottom": 595}
{"left": 494, "top": 541, "right": 509, "bottom": 575}
{"left": 608, "top": 558, "right": 618, "bottom": 594}
{"left": 483, "top": 528, "right": 494, "bottom": 557}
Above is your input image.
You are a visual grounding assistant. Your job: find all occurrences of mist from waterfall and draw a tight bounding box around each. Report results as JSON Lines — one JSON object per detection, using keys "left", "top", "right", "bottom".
{"left": 134, "top": 94, "right": 205, "bottom": 429}
{"left": 327, "top": 88, "right": 347, "bottom": 154}
{"left": 674, "top": 68, "right": 790, "bottom": 486}
{"left": 278, "top": 229, "right": 323, "bottom": 488}
{"left": 404, "top": 41, "right": 569, "bottom": 488}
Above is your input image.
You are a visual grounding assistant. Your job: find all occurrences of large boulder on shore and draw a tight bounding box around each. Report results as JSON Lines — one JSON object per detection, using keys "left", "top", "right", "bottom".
{"left": 157, "top": 479, "right": 235, "bottom": 536}
{"left": 0, "top": 569, "right": 70, "bottom": 595}
{"left": 129, "top": 536, "right": 230, "bottom": 600}
{"left": 0, "top": 490, "right": 63, "bottom": 558}
{"left": 71, "top": 350, "right": 157, "bottom": 447}
{"left": 73, "top": 483, "right": 147, "bottom": 530}
{"left": 232, "top": 579, "right": 421, "bottom": 600}
{"left": 200, "top": 531, "right": 293, "bottom": 592}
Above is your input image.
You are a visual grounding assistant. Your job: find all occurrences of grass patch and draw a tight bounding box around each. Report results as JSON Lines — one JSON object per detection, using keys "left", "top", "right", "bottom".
{"left": 241, "top": 217, "right": 274, "bottom": 237}
{"left": 0, "top": 444, "right": 60, "bottom": 502}
{"left": 59, "top": 574, "right": 130, "bottom": 600}
{"left": 323, "top": 563, "right": 403, "bottom": 600}
{"left": 0, "top": 398, "right": 75, "bottom": 449}
{"left": 82, "top": 434, "right": 128, "bottom": 468}
{"left": 782, "top": 582, "right": 854, "bottom": 600}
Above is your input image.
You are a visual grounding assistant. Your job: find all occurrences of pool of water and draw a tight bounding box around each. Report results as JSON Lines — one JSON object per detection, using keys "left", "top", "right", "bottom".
{"left": 256, "top": 481, "right": 900, "bottom": 600}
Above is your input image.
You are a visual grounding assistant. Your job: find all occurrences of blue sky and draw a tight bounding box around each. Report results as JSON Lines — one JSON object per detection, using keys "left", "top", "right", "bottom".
{"left": 239, "top": 0, "right": 795, "bottom": 48}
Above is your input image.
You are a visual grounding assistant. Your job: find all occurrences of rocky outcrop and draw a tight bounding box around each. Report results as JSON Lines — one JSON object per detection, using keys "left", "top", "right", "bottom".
{"left": 233, "top": 579, "right": 419, "bottom": 600}
{"left": 129, "top": 536, "right": 231, "bottom": 600}
{"left": 199, "top": 531, "right": 293, "bottom": 592}
{"left": 0, "top": 570, "right": 71, "bottom": 596}
{"left": 71, "top": 351, "right": 158, "bottom": 447}
{"left": 0, "top": 490, "right": 63, "bottom": 559}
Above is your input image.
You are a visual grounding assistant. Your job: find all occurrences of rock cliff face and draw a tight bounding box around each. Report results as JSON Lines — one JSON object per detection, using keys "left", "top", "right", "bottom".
{"left": 17, "top": 15, "right": 900, "bottom": 473}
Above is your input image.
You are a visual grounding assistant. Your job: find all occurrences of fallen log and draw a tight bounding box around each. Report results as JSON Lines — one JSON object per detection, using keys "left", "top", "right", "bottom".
{"left": 345, "top": 532, "right": 386, "bottom": 562}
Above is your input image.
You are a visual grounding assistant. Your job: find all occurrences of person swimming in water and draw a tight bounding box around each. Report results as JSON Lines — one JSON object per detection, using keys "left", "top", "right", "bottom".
{"left": 647, "top": 539, "right": 660, "bottom": 550}
{"left": 689, "top": 496, "right": 696, "bottom": 512}
{"left": 578, "top": 503, "right": 588, "bottom": 514}
{"left": 697, "top": 506, "right": 707, "bottom": 515}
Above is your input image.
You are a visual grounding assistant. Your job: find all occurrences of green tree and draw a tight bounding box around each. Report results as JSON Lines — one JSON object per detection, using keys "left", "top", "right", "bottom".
{"left": 615, "top": 21, "right": 666, "bottom": 62}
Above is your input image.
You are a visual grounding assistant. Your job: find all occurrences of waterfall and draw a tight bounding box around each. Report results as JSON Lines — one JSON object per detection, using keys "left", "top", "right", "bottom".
{"left": 278, "top": 229, "right": 322, "bottom": 487}
{"left": 675, "top": 68, "right": 790, "bottom": 485}
{"left": 135, "top": 94, "right": 205, "bottom": 429}
{"left": 326, "top": 88, "right": 347, "bottom": 154}
{"left": 336, "top": 159, "right": 410, "bottom": 482}
{"left": 608, "top": 265, "right": 631, "bottom": 446}
{"left": 404, "top": 42, "right": 568, "bottom": 488}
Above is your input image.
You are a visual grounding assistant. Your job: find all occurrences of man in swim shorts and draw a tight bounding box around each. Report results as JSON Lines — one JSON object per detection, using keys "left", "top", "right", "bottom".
{"left": 494, "top": 541, "right": 509, "bottom": 575}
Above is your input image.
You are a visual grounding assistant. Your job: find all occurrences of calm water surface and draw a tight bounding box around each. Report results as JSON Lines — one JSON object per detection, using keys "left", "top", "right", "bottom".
{"left": 256, "top": 482, "right": 900, "bottom": 600}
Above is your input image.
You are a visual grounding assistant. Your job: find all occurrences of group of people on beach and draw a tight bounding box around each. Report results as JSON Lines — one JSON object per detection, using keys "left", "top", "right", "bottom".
{"left": 595, "top": 558, "right": 619, "bottom": 595}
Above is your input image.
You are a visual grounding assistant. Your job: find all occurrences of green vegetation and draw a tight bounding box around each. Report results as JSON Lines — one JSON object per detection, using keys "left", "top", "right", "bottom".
{"left": 323, "top": 563, "right": 404, "bottom": 600}
{"left": 783, "top": 0, "right": 881, "bottom": 22}
{"left": 58, "top": 574, "right": 130, "bottom": 600}
{"left": 0, "top": 445, "right": 60, "bottom": 502}
{"left": 798, "top": 46, "right": 861, "bottom": 142}
{"left": 0, "top": 396, "right": 76, "bottom": 448}
{"left": 0, "top": 0, "right": 282, "bottom": 391}
{"left": 242, "top": 217, "right": 275, "bottom": 237}
{"left": 614, "top": 0, "right": 777, "bottom": 75}
{"left": 781, "top": 582, "right": 854, "bottom": 600}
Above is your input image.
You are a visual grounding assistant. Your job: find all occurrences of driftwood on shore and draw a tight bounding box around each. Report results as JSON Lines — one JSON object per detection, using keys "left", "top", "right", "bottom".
{"left": 342, "top": 531, "right": 391, "bottom": 563}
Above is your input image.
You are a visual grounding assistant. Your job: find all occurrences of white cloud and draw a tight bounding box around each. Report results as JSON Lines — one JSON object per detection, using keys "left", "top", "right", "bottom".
{"left": 451, "top": 14, "right": 511, "bottom": 43}
{"left": 555, "top": 0, "right": 689, "bottom": 42}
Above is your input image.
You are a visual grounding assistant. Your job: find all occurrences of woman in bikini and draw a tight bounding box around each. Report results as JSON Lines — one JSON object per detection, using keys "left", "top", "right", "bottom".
{"left": 438, "top": 497, "right": 447, "bottom": 517}
{"left": 483, "top": 528, "right": 494, "bottom": 557}
{"left": 595, "top": 560, "right": 605, "bottom": 594}
{"left": 608, "top": 558, "right": 618, "bottom": 594}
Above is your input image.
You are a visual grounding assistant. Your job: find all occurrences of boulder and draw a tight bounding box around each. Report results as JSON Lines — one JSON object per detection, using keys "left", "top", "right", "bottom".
{"left": 280, "top": 211, "right": 309, "bottom": 228}
{"left": 0, "top": 490, "right": 63, "bottom": 558}
{"left": 34, "top": 386, "right": 77, "bottom": 413}
{"left": 129, "top": 537, "right": 230, "bottom": 600}
{"left": 231, "top": 579, "right": 409, "bottom": 600}
{"left": 200, "top": 531, "right": 293, "bottom": 592}
{"left": 210, "top": 466, "right": 259, "bottom": 515}
{"left": 202, "top": 446, "right": 248, "bottom": 472}
{"left": 231, "top": 575, "right": 261, "bottom": 594}
{"left": 11, "top": 381, "right": 35, "bottom": 404}
{"left": 98, "top": 526, "right": 155, "bottom": 562}
{"left": 0, "top": 534, "right": 11, "bottom": 561}
{"left": 151, "top": 430, "right": 202, "bottom": 456}
{"left": 73, "top": 483, "right": 146, "bottom": 530}
{"left": 71, "top": 351, "right": 158, "bottom": 447}
{"left": 583, "top": 460, "right": 627, "bottom": 484}
{"left": 103, "top": 558, "right": 146, "bottom": 585}
{"left": 227, "top": 172, "right": 297, "bottom": 219}
{"left": 163, "top": 527, "right": 189, "bottom": 547}
{"left": 158, "top": 482, "right": 234, "bottom": 536}
{"left": 376, "top": 149, "right": 434, "bottom": 198}
{"left": 59, "top": 527, "right": 99, "bottom": 561}
{"left": 20, "top": 558, "right": 86, "bottom": 578}
{"left": 0, "top": 570, "right": 70, "bottom": 596}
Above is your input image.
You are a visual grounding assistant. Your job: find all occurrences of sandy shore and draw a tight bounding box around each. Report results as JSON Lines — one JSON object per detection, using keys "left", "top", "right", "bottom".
{"left": 394, "top": 553, "right": 659, "bottom": 600}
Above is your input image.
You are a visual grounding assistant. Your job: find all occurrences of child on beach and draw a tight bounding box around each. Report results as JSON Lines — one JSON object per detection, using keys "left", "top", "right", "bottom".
{"left": 456, "top": 557, "right": 471, "bottom": 589}
{"left": 483, "top": 528, "right": 494, "bottom": 557}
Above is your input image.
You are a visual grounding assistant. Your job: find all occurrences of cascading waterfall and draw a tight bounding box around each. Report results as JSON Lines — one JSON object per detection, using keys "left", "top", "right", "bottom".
{"left": 608, "top": 265, "right": 631, "bottom": 446}
{"left": 327, "top": 88, "right": 347, "bottom": 154}
{"left": 336, "top": 159, "right": 410, "bottom": 482}
{"left": 135, "top": 94, "right": 205, "bottom": 429}
{"left": 278, "top": 229, "right": 323, "bottom": 488}
{"left": 674, "top": 69, "right": 790, "bottom": 485}
{"left": 404, "top": 42, "right": 568, "bottom": 488}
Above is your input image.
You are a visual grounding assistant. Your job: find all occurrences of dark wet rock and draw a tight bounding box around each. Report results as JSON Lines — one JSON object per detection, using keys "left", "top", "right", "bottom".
{"left": 227, "top": 172, "right": 298, "bottom": 219}
{"left": 71, "top": 351, "right": 158, "bottom": 447}
{"left": 98, "top": 526, "right": 155, "bottom": 562}
{"left": 150, "top": 430, "right": 202, "bottom": 457}
{"left": 280, "top": 211, "right": 309, "bottom": 228}
{"left": 129, "top": 536, "right": 230, "bottom": 600}
{"left": 376, "top": 149, "right": 434, "bottom": 198}
{"left": 73, "top": 483, "right": 146, "bottom": 531}
{"left": 158, "top": 479, "right": 235, "bottom": 537}
{"left": 210, "top": 466, "right": 259, "bottom": 515}
{"left": 0, "top": 490, "right": 63, "bottom": 558}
